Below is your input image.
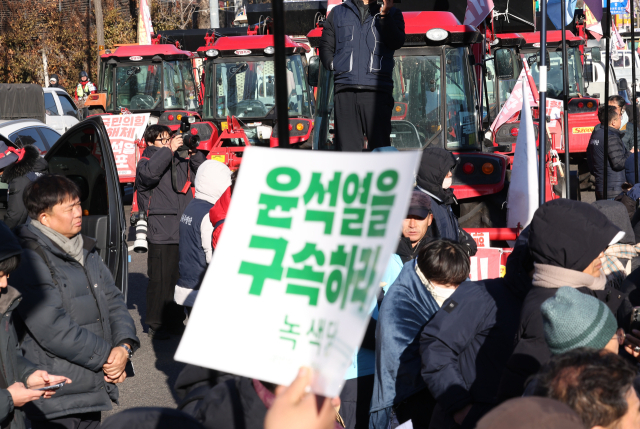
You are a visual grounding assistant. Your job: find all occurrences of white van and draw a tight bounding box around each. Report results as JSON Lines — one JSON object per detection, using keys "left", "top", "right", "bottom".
{"left": 42, "top": 87, "right": 80, "bottom": 134}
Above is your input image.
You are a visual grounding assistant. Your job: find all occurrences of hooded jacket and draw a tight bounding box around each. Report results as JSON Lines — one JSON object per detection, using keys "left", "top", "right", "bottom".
{"left": 369, "top": 261, "right": 440, "bottom": 429}
{"left": 319, "top": 0, "right": 405, "bottom": 92}
{"left": 0, "top": 221, "right": 37, "bottom": 429}
{"left": 48, "top": 74, "right": 61, "bottom": 89}
{"left": 136, "top": 146, "right": 205, "bottom": 244}
{"left": 11, "top": 220, "right": 139, "bottom": 420}
{"left": 135, "top": 145, "right": 159, "bottom": 217}
{"left": 175, "top": 161, "right": 231, "bottom": 306}
{"left": 415, "top": 148, "right": 477, "bottom": 255}
{"left": 2, "top": 145, "right": 48, "bottom": 229}
{"left": 419, "top": 239, "right": 532, "bottom": 429}
{"left": 587, "top": 124, "right": 629, "bottom": 196}
{"left": 497, "top": 200, "right": 631, "bottom": 401}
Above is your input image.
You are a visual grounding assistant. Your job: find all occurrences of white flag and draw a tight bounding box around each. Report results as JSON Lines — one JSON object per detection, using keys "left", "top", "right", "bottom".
{"left": 464, "top": 0, "right": 494, "bottom": 28}
{"left": 507, "top": 78, "right": 539, "bottom": 231}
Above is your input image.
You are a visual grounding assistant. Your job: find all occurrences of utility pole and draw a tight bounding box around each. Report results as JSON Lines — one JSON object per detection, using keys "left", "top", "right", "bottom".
{"left": 93, "top": 0, "right": 105, "bottom": 82}
{"left": 210, "top": 0, "right": 219, "bottom": 28}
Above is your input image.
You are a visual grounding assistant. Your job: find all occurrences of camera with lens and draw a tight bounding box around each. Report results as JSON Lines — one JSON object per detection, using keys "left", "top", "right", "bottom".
{"left": 133, "top": 211, "right": 148, "bottom": 253}
{"left": 178, "top": 115, "right": 200, "bottom": 152}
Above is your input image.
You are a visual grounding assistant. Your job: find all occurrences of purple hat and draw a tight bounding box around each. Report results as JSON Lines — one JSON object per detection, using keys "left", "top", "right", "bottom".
{"left": 407, "top": 190, "right": 432, "bottom": 219}
{"left": 0, "top": 139, "right": 19, "bottom": 170}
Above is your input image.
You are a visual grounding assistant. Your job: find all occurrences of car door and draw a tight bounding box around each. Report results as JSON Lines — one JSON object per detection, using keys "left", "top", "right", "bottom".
{"left": 8, "top": 127, "right": 49, "bottom": 153}
{"left": 44, "top": 92, "right": 65, "bottom": 135}
{"left": 45, "top": 117, "right": 128, "bottom": 298}
{"left": 56, "top": 92, "right": 81, "bottom": 132}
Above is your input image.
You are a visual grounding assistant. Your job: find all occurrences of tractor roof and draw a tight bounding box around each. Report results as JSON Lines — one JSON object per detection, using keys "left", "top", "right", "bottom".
{"left": 197, "top": 34, "right": 310, "bottom": 57}
{"left": 308, "top": 11, "right": 480, "bottom": 47}
{"left": 101, "top": 44, "right": 194, "bottom": 59}
{"left": 520, "top": 30, "right": 584, "bottom": 48}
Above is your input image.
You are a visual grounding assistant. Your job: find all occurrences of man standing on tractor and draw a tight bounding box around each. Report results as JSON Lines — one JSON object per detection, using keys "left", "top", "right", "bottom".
{"left": 318, "top": 0, "right": 405, "bottom": 151}
{"left": 75, "top": 71, "right": 96, "bottom": 102}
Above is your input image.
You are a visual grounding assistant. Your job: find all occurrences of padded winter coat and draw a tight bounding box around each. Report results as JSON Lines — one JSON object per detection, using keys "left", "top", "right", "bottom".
{"left": 11, "top": 221, "right": 139, "bottom": 420}
{"left": 587, "top": 125, "right": 629, "bottom": 196}
{"left": 2, "top": 145, "right": 48, "bottom": 229}
{"left": 136, "top": 147, "right": 205, "bottom": 244}
{"left": 418, "top": 241, "right": 532, "bottom": 428}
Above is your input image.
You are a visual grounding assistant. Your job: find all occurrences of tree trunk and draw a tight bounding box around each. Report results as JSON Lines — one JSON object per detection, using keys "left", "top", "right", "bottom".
{"left": 198, "top": 0, "right": 210, "bottom": 29}
{"left": 94, "top": 0, "right": 105, "bottom": 82}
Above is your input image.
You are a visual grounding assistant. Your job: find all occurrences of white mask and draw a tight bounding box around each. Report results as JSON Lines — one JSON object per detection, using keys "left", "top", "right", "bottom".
{"left": 622, "top": 111, "right": 629, "bottom": 128}
{"left": 442, "top": 176, "right": 453, "bottom": 189}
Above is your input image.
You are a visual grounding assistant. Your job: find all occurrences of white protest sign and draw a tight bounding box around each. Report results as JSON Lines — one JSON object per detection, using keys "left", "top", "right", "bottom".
{"left": 101, "top": 113, "right": 149, "bottom": 181}
{"left": 175, "top": 147, "right": 419, "bottom": 397}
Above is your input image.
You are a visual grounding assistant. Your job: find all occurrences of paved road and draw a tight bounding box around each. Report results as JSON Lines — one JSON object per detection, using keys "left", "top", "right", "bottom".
{"left": 101, "top": 202, "right": 185, "bottom": 419}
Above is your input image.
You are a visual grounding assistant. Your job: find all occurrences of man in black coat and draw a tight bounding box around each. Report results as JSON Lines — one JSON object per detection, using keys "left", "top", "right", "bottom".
{"left": 497, "top": 199, "right": 631, "bottom": 401}
{"left": 319, "top": 0, "right": 404, "bottom": 151}
{"left": 11, "top": 175, "right": 139, "bottom": 428}
{"left": 136, "top": 129, "right": 205, "bottom": 339}
{"left": 419, "top": 232, "right": 532, "bottom": 429}
{"left": 587, "top": 104, "right": 630, "bottom": 200}
{"left": 2, "top": 145, "right": 48, "bottom": 229}
{"left": 415, "top": 148, "right": 477, "bottom": 256}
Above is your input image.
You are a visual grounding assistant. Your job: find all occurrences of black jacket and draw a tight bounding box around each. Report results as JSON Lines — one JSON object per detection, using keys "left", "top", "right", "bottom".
{"left": 194, "top": 377, "right": 267, "bottom": 429}
{"left": 415, "top": 148, "right": 477, "bottom": 255}
{"left": 11, "top": 221, "right": 139, "bottom": 420}
{"left": 101, "top": 407, "right": 205, "bottom": 429}
{"left": 419, "top": 242, "right": 532, "bottom": 428}
{"left": 0, "top": 287, "right": 37, "bottom": 429}
{"left": 497, "top": 283, "right": 629, "bottom": 401}
{"left": 319, "top": 0, "right": 404, "bottom": 93}
{"left": 587, "top": 124, "right": 629, "bottom": 196}
{"left": 136, "top": 147, "right": 205, "bottom": 244}
{"left": 135, "top": 145, "right": 159, "bottom": 217}
{"left": 2, "top": 145, "right": 48, "bottom": 229}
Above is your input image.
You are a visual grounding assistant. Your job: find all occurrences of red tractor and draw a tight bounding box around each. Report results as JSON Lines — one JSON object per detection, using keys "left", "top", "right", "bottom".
{"left": 307, "top": 11, "right": 518, "bottom": 253}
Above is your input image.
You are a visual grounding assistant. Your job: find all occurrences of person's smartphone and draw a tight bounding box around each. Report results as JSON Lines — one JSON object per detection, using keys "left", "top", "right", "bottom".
{"left": 630, "top": 307, "right": 640, "bottom": 332}
{"left": 34, "top": 382, "right": 65, "bottom": 391}
{"left": 125, "top": 360, "right": 135, "bottom": 378}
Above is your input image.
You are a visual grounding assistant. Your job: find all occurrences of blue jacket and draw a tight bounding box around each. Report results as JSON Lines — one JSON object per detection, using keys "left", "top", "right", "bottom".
{"left": 319, "top": 0, "right": 405, "bottom": 91}
{"left": 418, "top": 242, "right": 532, "bottom": 427}
{"left": 177, "top": 198, "right": 214, "bottom": 293}
{"left": 625, "top": 151, "right": 640, "bottom": 184}
{"left": 587, "top": 124, "right": 629, "bottom": 195}
{"left": 370, "top": 261, "right": 439, "bottom": 429}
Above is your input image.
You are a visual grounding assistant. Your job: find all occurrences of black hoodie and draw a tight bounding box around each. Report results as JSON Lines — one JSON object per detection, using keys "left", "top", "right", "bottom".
{"left": 2, "top": 145, "right": 48, "bottom": 228}
{"left": 416, "top": 148, "right": 477, "bottom": 255}
{"left": 48, "top": 74, "right": 61, "bottom": 89}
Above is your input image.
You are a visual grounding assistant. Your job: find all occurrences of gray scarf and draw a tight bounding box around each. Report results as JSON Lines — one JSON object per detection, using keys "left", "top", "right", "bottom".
{"left": 30, "top": 219, "right": 84, "bottom": 266}
{"left": 532, "top": 263, "right": 606, "bottom": 291}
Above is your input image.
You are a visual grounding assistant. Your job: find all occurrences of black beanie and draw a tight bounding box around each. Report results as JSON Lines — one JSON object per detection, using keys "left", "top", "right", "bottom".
{"left": 529, "top": 199, "right": 623, "bottom": 271}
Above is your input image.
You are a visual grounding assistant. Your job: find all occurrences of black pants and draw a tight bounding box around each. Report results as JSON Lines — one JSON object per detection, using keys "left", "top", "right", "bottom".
{"left": 146, "top": 242, "right": 185, "bottom": 331}
{"left": 394, "top": 388, "right": 436, "bottom": 429}
{"left": 30, "top": 412, "right": 101, "bottom": 429}
{"left": 339, "top": 374, "right": 375, "bottom": 429}
{"left": 334, "top": 89, "right": 394, "bottom": 152}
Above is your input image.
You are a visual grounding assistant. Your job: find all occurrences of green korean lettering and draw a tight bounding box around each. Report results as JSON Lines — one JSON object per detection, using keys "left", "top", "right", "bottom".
{"left": 266, "top": 167, "right": 301, "bottom": 191}
{"left": 341, "top": 208, "right": 365, "bottom": 236}
{"left": 303, "top": 172, "right": 342, "bottom": 206}
{"left": 257, "top": 194, "right": 298, "bottom": 229}
{"left": 238, "top": 236, "right": 288, "bottom": 296}
{"left": 305, "top": 210, "right": 335, "bottom": 234}
{"left": 377, "top": 170, "right": 399, "bottom": 192}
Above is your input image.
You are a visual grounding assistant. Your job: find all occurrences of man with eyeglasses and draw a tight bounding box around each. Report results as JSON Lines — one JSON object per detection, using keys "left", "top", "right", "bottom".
{"left": 135, "top": 125, "right": 205, "bottom": 340}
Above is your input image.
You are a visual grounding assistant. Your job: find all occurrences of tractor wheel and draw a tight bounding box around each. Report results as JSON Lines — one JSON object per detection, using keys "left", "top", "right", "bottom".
{"left": 88, "top": 107, "right": 105, "bottom": 116}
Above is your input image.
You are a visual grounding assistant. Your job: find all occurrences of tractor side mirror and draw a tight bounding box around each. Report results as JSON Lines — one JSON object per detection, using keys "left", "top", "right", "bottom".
{"left": 307, "top": 56, "right": 320, "bottom": 87}
{"left": 494, "top": 48, "right": 518, "bottom": 80}
{"left": 592, "top": 47, "right": 602, "bottom": 63}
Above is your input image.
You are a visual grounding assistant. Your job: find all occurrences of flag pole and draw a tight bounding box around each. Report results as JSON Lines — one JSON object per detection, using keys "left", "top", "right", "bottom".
{"left": 539, "top": 0, "right": 549, "bottom": 205}
{"left": 604, "top": 0, "right": 611, "bottom": 200}
{"left": 632, "top": 0, "right": 638, "bottom": 185}
{"left": 561, "top": 0, "right": 570, "bottom": 198}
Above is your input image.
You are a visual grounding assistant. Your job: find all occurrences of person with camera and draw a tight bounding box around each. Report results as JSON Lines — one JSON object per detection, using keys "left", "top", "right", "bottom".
{"left": 318, "top": 0, "right": 404, "bottom": 151}
{"left": 136, "top": 125, "right": 205, "bottom": 340}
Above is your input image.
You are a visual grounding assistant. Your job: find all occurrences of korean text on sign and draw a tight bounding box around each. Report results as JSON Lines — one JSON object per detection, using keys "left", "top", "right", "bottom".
{"left": 175, "top": 147, "right": 419, "bottom": 397}
{"left": 102, "top": 113, "right": 149, "bottom": 181}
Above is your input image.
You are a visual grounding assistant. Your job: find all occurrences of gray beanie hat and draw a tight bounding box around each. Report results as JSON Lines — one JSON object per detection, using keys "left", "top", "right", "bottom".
{"left": 541, "top": 286, "right": 618, "bottom": 355}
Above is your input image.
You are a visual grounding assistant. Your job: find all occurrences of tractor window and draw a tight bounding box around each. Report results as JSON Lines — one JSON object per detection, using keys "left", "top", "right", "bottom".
{"left": 444, "top": 47, "right": 478, "bottom": 150}
{"left": 178, "top": 60, "right": 198, "bottom": 110}
{"left": 391, "top": 55, "right": 442, "bottom": 148}
{"left": 115, "top": 64, "right": 161, "bottom": 111}
{"left": 213, "top": 56, "right": 311, "bottom": 119}
{"left": 525, "top": 47, "right": 583, "bottom": 99}
{"left": 484, "top": 56, "right": 498, "bottom": 122}
{"left": 104, "top": 64, "right": 115, "bottom": 110}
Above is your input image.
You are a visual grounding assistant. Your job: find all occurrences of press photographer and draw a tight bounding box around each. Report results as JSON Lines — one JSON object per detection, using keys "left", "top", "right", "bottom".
{"left": 136, "top": 121, "right": 205, "bottom": 340}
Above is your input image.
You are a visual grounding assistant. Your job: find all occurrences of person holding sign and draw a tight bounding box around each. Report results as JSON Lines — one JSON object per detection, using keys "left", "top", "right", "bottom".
{"left": 370, "top": 240, "right": 470, "bottom": 429}
{"left": 415, "top": 148, "right": 477, "bottom": 256}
